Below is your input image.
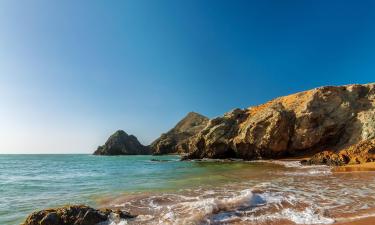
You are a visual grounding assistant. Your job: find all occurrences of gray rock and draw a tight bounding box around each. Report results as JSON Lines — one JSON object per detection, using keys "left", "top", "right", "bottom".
{"left": 22, "top": 205, "right": 136, "bottom": 225}
{"left": 94, "top": 130, "right": 150, "bottom": 155}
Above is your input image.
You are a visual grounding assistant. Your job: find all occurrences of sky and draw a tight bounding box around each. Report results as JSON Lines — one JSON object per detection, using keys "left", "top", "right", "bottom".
{"left": 0, "top": 0, "right": 374, "bottom": 153}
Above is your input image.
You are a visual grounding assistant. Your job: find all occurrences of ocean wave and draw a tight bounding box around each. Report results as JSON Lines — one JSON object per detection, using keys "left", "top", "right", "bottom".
{"left": 208, "top": 191, "right": 334, "bottom": 224}
{"left": 254, "top": 160, "right": 332, "bottom": 176}
{"left": 227, "top": 207, "right": 334, "bottom": 224}
{"left": 253, "top": 159, "right": 304, "bottom": 168}
{"left": 112, "top": 186, "right": 335, "bottom": 225}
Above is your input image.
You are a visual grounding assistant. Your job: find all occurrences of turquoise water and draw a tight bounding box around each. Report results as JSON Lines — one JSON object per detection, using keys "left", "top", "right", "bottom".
{"left": 0, "top": 154, "right": 262, "bottom": 225}
{"left": 2, "top": 155, "right": 375, "bottom": 225}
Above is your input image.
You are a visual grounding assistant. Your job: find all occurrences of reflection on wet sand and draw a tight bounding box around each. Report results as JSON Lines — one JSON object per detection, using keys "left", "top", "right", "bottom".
{"left": 98, "top": 161, "right": 375, "bottom": 224}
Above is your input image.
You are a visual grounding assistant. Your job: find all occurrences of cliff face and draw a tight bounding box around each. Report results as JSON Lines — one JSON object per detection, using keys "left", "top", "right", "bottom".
{"left": 150, "top": 112, "right": 209, "bottom": 155}
{"left": 94, "top": 130, "right": 151, "bottom": 155}
{"left": 184, "top": 83, "right": 375, "bottom": 165}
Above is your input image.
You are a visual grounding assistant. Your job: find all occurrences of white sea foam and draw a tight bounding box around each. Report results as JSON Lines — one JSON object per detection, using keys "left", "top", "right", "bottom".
{"left": 145, "top": 189, "right": 260, "bottom": 224}
{"left": 206, "top": 190, "right": 334, "bottom": 224}
{"left": 281, "top": 207, "right": 334, "bottom": 224}
{"left": 100, "top": 213, "right": 129, "bottom": 225}
{"left": 282, "top": 169, "right": 332, "bottom": 176}
{"left": 230, "top": 207, "right": 334, "bottom": 224}
{"left": 254, "top": 159, "right": 332, "bottom": 176}
{"left": 123, "top": 187, "right": 335, "bottom": 225}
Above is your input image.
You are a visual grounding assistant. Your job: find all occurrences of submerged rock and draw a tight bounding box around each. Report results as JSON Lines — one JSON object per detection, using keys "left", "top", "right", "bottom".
{"left": 184, "top": 83, "right": 375, "bottom": 166}
{"left": 150, "top": 112, "right": 209, "bottom": 155}
{"left": 22, "top": 205, "right": 135, "bottom": 225}
{"left": 94, "top": 130, "right": 150, "bottom": 155}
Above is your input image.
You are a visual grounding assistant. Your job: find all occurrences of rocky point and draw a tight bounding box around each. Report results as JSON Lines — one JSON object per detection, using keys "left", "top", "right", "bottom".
{"left": 183, "top": 83, "right": 375, "bottom": 166}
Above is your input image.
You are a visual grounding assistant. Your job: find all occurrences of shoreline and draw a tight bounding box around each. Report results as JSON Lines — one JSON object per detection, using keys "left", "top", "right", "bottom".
{"left": 336, "top": 218, "right": 375, "bottom": 225}
{"left": 332, "top": 162, "right": 375, "bottom": 173}
{"left": 14, "top": 156, "right": 375, "bottom": 225}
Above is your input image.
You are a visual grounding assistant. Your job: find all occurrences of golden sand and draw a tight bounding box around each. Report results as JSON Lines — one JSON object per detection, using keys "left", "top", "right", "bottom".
{"left": 335, "top": 217, "right": 375, "bottom": 225}
{"left": 332, "top": 162, "right": 375, "bottom": 172}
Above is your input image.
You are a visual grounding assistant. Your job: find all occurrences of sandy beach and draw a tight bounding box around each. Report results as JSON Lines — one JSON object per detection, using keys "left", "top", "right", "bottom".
{"left": 336, "top": 216, "right": 375, "bottom": 225}
{"left": 332, "top": 162, "right": 375, "bottom": 172}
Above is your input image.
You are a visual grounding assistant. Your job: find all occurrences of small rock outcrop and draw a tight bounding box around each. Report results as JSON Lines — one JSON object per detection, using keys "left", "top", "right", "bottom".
{"left": 305, "top": 138, "right": 375, "bottom": 166}
{"left": 94, "top": 130, "right": 151, "bottom": 155}
{"left": 22, "top": 205, "right": 135, "bottom": 225}
{"left": 150, "top": 112, "right": 209, "bottom": 155}
{"left": 184, "top": 83, "right": 375, "bottom": 166}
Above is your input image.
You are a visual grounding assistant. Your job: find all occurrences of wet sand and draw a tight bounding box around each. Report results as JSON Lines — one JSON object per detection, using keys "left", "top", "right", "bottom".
{"left": 333, "top": 162, "right": 375, "bottom": 172}
{"left": 96, "top": 160, "right": 375, "bottom": 225}
{"left": 336, "top": 217, "right": 375, "bottom": 225}
{"left": 332, "top": 163, "right": 375, "bottom": 224}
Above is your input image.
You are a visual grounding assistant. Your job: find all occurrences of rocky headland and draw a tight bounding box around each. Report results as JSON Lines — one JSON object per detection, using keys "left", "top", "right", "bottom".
{"left": 184, "top": 83, "right": 375, "bottom": 166}
{"left": 150, "top": 112, "right": 209, "bottom": 155}
{"left": 26, "top": 83, "right": 375, "bottom": 225}
{"left": 94, "top": 83, "right": 375, "bottom": 166}
{"left": 93, "top": 130, "right": 151, "bottom": 155}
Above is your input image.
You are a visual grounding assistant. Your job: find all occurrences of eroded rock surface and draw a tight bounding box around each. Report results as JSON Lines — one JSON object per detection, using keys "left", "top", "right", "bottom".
{"left": 151, "top": 112, "right": 209, "bottom": 154}
{"left": 184, "top": 83, "right": 375, "bottom": 165}
{"left": 22, "top": 205, "right": 135, "bottom": 225}
{"left": 305, "top": 138, "right": 375, "bottom": 166}
{"left": 94, "top": 130, "right": 150, "bottom": 155}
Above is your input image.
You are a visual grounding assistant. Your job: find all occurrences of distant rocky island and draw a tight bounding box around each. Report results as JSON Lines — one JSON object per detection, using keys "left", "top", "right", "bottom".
{"left": 94, "top": 83, "right": 375, "bottom": 167}
{"left": 93, "top": 130, "right": 151, "bottom": 155}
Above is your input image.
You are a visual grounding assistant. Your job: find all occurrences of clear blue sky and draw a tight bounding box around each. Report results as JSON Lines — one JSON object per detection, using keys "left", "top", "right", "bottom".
{"left": 1, "top": 0, "right": 374, "bottom": 153}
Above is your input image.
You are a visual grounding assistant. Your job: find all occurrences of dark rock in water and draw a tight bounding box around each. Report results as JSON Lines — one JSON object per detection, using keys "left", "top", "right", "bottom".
{"left": 150, "top": 158, "right": 171, "bottom": 162}
{"left": 150, "top": 112, "right": 209, "bottom": 155}
{"left": 183, "top": 83, "right": 375, "bottom": 166}
{"left": 94, "top": 130, "right": 151, "bottom": 155}
{"left": 22, "top": 205, "right": 135, "bottom": 225}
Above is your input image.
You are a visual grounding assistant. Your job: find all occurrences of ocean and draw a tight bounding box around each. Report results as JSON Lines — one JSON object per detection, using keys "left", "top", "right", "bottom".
{"left": 1, "top": 154, "right": 375, "bottom": 225}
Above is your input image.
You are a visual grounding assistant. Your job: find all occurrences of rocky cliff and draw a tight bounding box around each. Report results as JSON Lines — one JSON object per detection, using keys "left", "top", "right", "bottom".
{"left": 150, "top": 112, "right": 209, "bottom": 154}
{"left": 184, "top": 83, "right": 375, "bottom": 165}
{"left": 94, "top": 130, "right": 151, "bottom": 155}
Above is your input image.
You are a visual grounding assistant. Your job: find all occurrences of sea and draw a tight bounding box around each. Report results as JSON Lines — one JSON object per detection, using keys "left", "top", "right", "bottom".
{"left": 1, "top": 154, "right": 375, "bottom": 225}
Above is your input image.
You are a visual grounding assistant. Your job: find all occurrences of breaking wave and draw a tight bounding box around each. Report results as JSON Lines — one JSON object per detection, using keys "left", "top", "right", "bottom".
{"left": 254, "top": 160, "right": 332, "bottom": 176}
{"left": 109, "top": 186, "right": 335, "bottom": 225}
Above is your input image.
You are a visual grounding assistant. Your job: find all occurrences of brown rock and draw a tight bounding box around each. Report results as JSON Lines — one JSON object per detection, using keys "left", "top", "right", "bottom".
{"left": 184, "top": 83, "right": 375, "bottom": 166}
{"left": 151, "top": 112, "right": 209, "bottom": 155}
{"left": 22, "top": 205, "right": 135, "bottom": 225}
{"left": 306, "top": 139, "right": 375, "bottom": 166}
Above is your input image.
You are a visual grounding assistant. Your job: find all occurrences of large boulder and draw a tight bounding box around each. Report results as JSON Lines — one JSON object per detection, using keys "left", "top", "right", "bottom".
{"left": 184, "top": 83, "right": 375, "bottom": 165}
{"left": 150, "top": 112, "right": 209, "bottom": 155}
{"left": 22, "top": 205, "right": 135, "bottom": 225}
{"left": 94, "top": 130, "right": 151, "bottom": 155}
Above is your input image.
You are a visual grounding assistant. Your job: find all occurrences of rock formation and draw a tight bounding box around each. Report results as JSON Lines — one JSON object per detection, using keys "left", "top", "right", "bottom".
{"left": 304, "top": 138, "right": 375, "bottom": 166}
{"left": 183, "top": 83, "right": 375, "bottom": 166}
{"left": 150, "top": 112, "right": 209, "bottom": 154}
{"left": 22, "top": 205, "right": 135, "bottom": 225}
{"left": 94, "top": 130, "right": 151, "bottom": 155}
